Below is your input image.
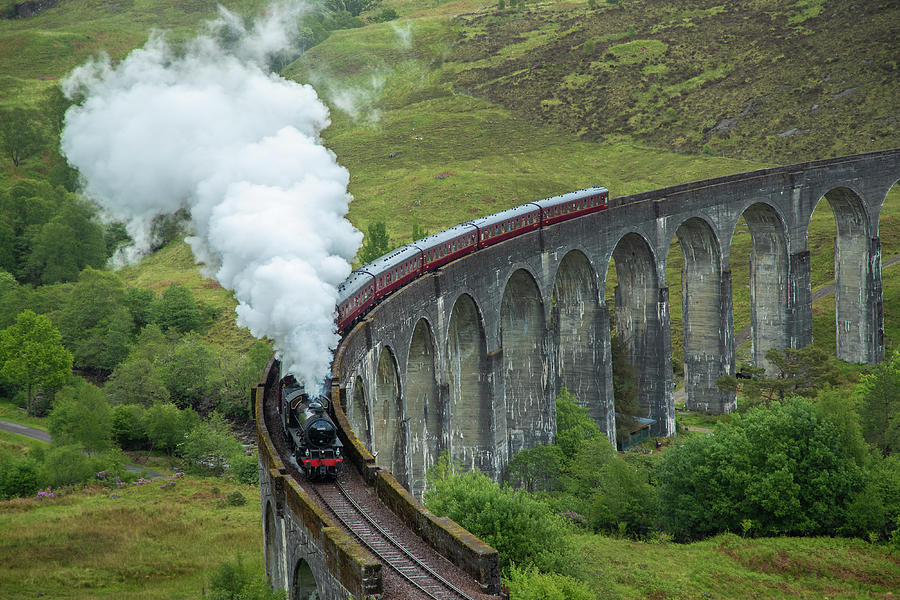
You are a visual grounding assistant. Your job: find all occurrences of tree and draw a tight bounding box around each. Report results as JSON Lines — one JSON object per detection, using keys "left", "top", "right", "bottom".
{"left": 410, "top": 221, "right": 428, "bottom": 242}
{"left": 554, "top": 386, "right": 602, "bottom": 459}
{"left": 719, "top": 346, "right": 840, "bottom": 409}
{"left": 58, "top": 268, "right": 134, "bottom": 372}
{"left": 358, "top": 221, "right": 391, "bottom": 264}
{"left": 505, "top": 443, "right": 566, "bottom": 492}
{"left": 25, "top": 198, "right": 107, "bottom": 284}
{"left": 144, "top": 403, "right": 198, "bottom": 454}
{"left": 47, "top": 379, "right": 113, "bottom": 453}
{"left": 0, "top": 219, "right": 15, "bottom": 274}
{"left": 123, "top": 286, "right": 156, "bottom": 328}
{"left": 323, "top": 0, "right": 380, "bottom": 17}
{"left": 857, "top": 350, "right": 900, "bottom": 455}
{"left": 0, "top": 108, "right": 44, "bottom": 167}
{"left": 111, "top": 403, "right": 149, "bottom": 450}
{"left": 178, "top": 413, "right": 244, "bottom": 476}
{"left": 151, "top": 283, "right": 205, "bottom": 333}
{"left": 159, "top": 335, "right": 216, "bottom": 408}
{"left": 106, "top": 358, "right": 172, "bottom": 407}
{"left": 656, "top": 398, "right": 867, "bottom": 540}
{"left": 0, "top": 310, "right": 72, "bottom": 415}
{"left": 590, "top": 458, "right": 658, "bottom": 536}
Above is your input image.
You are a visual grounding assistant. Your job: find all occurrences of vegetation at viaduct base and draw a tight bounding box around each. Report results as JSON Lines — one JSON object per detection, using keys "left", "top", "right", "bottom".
{"left": 0, "top": 0, "right": 898, "bottom": 598}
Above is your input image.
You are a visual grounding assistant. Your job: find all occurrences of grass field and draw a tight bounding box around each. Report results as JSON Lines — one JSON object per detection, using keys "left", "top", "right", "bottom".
{"left": 0, "top": 477, "right": 262, "bottom": 600}
{"left": 568, "top": 532, "right": 900, "bottom": 600}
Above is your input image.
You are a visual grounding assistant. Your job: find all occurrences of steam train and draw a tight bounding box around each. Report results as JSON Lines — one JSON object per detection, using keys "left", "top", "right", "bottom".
{"left": 336, "top": 186, "right": 609, "bottom": 332}
{"left": 279, "top": 376, "right": 343, "bottom": 479}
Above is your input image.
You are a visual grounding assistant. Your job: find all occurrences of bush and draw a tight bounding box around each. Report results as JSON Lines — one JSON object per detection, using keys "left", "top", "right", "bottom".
{"left": 656, "top": 398, "right": 868, "bottom": 540}
{"left": 424, "top": 454, "right": 568, "bottom": 570}
{"left": 178, "top": 413, "right": 243, "bottom": 476}
{"left": 47, "top": 379, "right": 112, "bottom": 452}
{"left": 229, "top": 451, "right": 260, "bottom": 485}
{"left": 375, "top": 7, "right": 398, "bottom": 21}
{"left": 111, "top": 403, "right": 148, "bottom": 449}
{"left": 144, "top": 403, "right": 197, "bottom": 454}
{"left": 0, "top": 449, "right": 42, "bottom": 499}
{"left": 505, "top": 565, "right": 595, "bottom": 600}
{"left": 590, "top": 458, "right": 658, "bottom": 537}
{"left": 208, "top": 556, "right": 285, "bottom": 600}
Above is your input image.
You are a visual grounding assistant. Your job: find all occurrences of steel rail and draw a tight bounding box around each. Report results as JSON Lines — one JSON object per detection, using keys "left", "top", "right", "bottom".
{"left": 309, "top": 479, "right": 478, "bottom": 600}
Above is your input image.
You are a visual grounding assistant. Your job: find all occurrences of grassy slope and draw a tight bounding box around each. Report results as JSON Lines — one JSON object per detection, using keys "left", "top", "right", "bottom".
{"left": 0, "top": 478, "right": 262, "bottom": 600}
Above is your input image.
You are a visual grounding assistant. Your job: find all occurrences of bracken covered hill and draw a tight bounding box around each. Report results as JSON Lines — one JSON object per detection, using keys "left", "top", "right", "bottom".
{"left": 449, "top": 0, "right": 898, "bottom": 164}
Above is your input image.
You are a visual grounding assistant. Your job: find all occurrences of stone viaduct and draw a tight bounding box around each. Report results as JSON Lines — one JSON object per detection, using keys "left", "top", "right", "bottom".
{"left": 332, "top": 149, "right": 899, "bottom": 498}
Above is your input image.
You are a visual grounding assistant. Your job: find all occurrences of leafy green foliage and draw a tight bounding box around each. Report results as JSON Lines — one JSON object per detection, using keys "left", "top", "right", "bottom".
{"left": 424, "top": 453, "right": 568, "bottom": 570}
{"left": 57, "top": 268, "right": 134, "bottom": 372}
{"left": 656, "top": 398, "right": 868, "bottom": 540}
{"left": 857, "top": 350, "right": 900, "bottom": 455}
{"left": 47, "top": 379, "right": 113, "bottom": 453}
{"left": 111, "top": 403, "right": 149, "bottom": 450}
{"left": 158, "top": 335, "right": 217, "bottom": 409}
{"left": 553, "top": 386, "right": 602, "bottom": 459}
{"left": 357, "top": 220, "right": 393, "bottom": 265}
{"left": 0, "top": 449, "right": 41, "bottom": 500}
{"left": 151, "top": 283, "right": 209, "bottom": 334}
{"left": 505, "top": 443, "right": 565, "bottom": 492}
{"left": 0, "top": 310, "right": 72, "bottom": 415}
{"left": 323, "top": 0, "right": 380, "bottom": 18}
{"left": 25, "top": 198, "right": 107, "bottom": 285}
{"left": 178, "top": 413, "right": 244, "bottom": 477}
{"left": 208, "top": 555, "right": 285, "bottom": 600}
{"left": 719, "top": 346, "right": 841, "bottom": 409}
{"left": 611, "top": 334, "right": 641, "bottom": 444}
{"left": 144, "top": 403, "right": 199, "bottom": 455}
{"left": 0, "top": 108, "right": 44, "bottom": 167}
{"left": 590, "top": 458, "right": 657, "bottom": 537}
{"left": 0, "top": 180, "right": 112, "bottom": 285}
{"left": 505, "top": 565, "right": 595, "bottom": 600}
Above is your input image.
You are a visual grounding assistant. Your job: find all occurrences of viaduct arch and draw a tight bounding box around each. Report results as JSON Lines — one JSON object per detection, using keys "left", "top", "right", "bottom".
{"left": 333, "top": 150, "right": 899, "bottom": 494}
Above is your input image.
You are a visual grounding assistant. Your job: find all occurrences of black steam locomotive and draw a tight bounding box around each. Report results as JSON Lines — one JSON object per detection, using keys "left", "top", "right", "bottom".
{"left": 279, "top": 376, "right": 344, "bottom": 479}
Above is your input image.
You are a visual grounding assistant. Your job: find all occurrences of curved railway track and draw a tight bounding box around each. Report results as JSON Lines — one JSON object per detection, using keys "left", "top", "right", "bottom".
{"left": 309, "top": 479, "right": 481, "bottom": 600}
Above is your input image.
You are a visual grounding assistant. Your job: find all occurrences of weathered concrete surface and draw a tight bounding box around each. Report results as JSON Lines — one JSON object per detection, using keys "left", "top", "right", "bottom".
{"left": 334, "top": 149, "right": 898, "bottom": 482}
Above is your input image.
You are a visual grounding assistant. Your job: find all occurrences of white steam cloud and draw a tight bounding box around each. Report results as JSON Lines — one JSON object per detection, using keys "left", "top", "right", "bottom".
{"left": 60, "top": 4, "right": 363, "bottom": 388}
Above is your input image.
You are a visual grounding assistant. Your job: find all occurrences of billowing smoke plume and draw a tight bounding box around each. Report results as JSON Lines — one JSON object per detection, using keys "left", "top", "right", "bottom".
{"left": 60, "top": 4, "right": 363, "bottom": 388}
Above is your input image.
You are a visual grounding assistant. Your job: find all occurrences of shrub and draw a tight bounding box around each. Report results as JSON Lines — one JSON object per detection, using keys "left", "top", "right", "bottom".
{"left": 505, "top": 565, "right": 595, "bottom": 600}
{"left": 375, "top": 7, "right": 398, "bottom": 22}
{"left": 229, "top": 451, "right": 260, "bottom": 485}
{"left": 656, "top": 398, "right": 868, "bottom": 540}
{"left": 48, "top": 379, "right": 113, "bottom": 452}
{"left": 425, "top": 454, "right": 568, "bottom": 570}
{"left": 111, "top": 403, "right": 149, "bottom": 450}
{"left": 0, "top": 449, "right": 42, "bottom": 499}
{"left": 178, "top": 413, "right": 243, "bottom": 476}
{"left": 208, "top": 556, "right": 285, "bottom": 600}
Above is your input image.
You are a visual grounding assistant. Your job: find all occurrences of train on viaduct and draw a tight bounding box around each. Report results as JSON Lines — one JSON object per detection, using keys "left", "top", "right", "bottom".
{"left": 257, "top": 148, "right": 899, "bottom": 599}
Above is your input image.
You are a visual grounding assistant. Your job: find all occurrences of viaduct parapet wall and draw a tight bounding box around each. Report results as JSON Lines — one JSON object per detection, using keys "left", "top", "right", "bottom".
{"left": 333, "top": 149, "right": 899, "bottom": 497}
